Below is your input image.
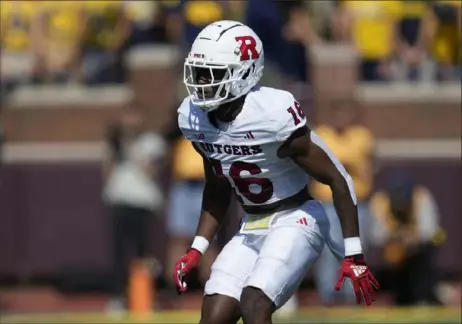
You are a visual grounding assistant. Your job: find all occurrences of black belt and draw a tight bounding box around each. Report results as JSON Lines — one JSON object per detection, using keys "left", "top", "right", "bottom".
{"left": 241, "top": 186, "right": 313, "bottom": 215}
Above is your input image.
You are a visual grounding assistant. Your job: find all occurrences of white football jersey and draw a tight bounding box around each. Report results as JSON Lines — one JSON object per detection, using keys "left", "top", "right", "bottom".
{"left": 178, "top": 86, "right": 310, "bottom": 206}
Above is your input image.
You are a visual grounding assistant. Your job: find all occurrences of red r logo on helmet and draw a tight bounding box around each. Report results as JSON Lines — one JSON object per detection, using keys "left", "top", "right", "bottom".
{"left": 235, "top": 36, "right": 260, "bottom": 61}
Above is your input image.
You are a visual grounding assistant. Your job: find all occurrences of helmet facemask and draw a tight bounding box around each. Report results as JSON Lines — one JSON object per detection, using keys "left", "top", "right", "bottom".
{"left": 184, "top": 59, "right": 257, "bottom": 112}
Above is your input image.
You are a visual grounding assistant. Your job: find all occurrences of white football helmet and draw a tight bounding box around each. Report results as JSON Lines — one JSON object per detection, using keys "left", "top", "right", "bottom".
{"left": 184, "top": 20, "right": 264, "bottom": 112}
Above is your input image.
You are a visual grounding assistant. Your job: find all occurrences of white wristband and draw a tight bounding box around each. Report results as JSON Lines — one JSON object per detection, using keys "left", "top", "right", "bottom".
{"left": 191, "top": 236, "right": 210, "bottom": 255}
{"left": 344, "top": 237, "right": 362, "bottom": 256}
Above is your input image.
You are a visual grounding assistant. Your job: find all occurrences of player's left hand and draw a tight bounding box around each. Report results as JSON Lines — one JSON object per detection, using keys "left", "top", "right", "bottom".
{"left": 335, "top": 254, "right": 380, "bottom": 306}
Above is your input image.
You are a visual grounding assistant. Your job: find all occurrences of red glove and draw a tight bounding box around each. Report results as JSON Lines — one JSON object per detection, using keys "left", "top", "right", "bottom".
{"left": 173, "top": 248, "right": 202, "bottom": 294}
{"left": 335, "top": 254, "right": 380, "bottom": 306}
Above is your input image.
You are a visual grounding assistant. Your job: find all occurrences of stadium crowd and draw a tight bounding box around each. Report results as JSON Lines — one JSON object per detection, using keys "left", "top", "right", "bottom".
{"left": 1, "top": 0, "right": 460, "bottom": 93}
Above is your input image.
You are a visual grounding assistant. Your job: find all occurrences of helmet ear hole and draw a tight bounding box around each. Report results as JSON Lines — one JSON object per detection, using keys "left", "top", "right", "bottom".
{"left": 242, "top": 63, "right": 256, "bottom": 80}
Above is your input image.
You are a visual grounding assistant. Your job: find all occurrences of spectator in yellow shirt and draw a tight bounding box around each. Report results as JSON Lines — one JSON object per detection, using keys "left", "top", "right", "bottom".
{"left": 333, "top": 0, "right": 402, "bottom": 81}
{"left": 425, "top": 0, "right": 461, "bottom": 81}
{"left": 34, "top": 1, "right": 85, "bottom": 83}
{"left": 311, "top": 99, "right": 375, "bottom": 305}
{"left": 0, "top": 0, "right": 43, "bottom": 87}
{"left": 0, "top": 0, "right": 37, "bottom": 52}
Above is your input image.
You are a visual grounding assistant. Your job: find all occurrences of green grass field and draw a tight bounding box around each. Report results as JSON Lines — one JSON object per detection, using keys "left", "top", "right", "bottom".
{"left": 2, "top": 307, "right": 461, "bottom": 324}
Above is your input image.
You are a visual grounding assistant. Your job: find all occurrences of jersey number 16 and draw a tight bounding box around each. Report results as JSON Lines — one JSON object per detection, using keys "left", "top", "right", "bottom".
{"left": 210, "top": 159, "right": 274, "bottom": 204}
{"left": 287, "top": 101, "right": 306, "bottom": 126}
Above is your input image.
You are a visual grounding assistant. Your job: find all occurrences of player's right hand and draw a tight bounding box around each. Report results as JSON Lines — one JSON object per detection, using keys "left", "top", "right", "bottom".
{"left": 173, "top": 248, "right": 202, "bottom": 294}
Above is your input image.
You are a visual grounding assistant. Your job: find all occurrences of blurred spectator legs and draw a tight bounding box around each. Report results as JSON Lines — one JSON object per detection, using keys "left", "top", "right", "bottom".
{"left": 392, "top": 54, "right": 437, "bottom": 83}
{"left": 109, "top": 205, "right": 151, "bottom": 312}
{"left": 360, "top": 59, "right": 392, "bottom": 82}
{"left": 391, "top": 243, "right": 439, "bottom": 305}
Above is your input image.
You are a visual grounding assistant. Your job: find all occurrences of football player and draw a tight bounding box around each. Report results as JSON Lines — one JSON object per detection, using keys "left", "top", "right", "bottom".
{"left": 173, "top": 20, "right": 379, "bottom": 324}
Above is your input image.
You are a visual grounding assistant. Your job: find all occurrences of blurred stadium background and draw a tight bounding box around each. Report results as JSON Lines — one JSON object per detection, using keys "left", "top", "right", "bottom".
{"left": 0, "top": 0, "right": 460, "bottom": 323}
